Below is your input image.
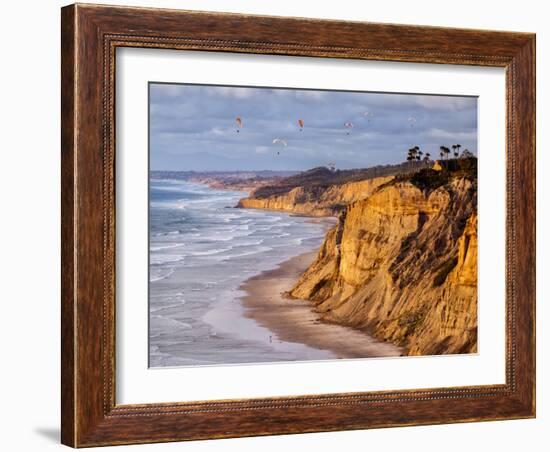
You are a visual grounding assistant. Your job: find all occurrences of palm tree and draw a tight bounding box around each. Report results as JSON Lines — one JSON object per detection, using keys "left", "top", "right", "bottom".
{"left": 406, "top": 147, "right": 417, "bottom": 164}
{"left": 451, "top": 144, "right": 457, "bottom": 158}
{"left": 414, "top": 146, "right": 421, "bottom": 161}
{"left": 456, "top": 144, "right": 462, "bottom": 155}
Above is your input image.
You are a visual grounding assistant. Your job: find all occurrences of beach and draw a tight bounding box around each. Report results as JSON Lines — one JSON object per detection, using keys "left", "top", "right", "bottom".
{"left": 149, "top": 178, "right": 402, "bottom": 367}
{"left": 149, "top": 179, "right": 340, "bottom": 366}
{"left": 241, "top": 251, "right": 403, "bottom": 359}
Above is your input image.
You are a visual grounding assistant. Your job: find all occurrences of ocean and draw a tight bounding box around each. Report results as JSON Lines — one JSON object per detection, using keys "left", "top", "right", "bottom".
{"left": 149, "top": 178, "right": 335, "bottom": 367}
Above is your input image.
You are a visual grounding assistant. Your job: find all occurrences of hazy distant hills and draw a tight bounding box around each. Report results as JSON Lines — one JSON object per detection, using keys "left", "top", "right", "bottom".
{"left": 250, "top": 161, "right": 429, "bottom": 200}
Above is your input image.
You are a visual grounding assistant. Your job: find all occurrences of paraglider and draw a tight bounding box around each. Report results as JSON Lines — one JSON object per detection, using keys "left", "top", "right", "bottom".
{"left": 363, "top": 111, "right": 374, "bottom": 122}
{"left": 407, "top": 116, "right": 417, "bottom": 127}
{"left": 327, "top": 162, "right": 336, "bottom": 172}
{"left": 298, "top": 119, "right": 304, "bottom": 131}
{"left": 272, "top": 138, "right": 287, "bottom": 155}
{"left": 272, "top": 138, "right": 287, "bottom": 147}
{"left": 344, "top": 122, "right": 354, "bottom": 135}
{"left": 235, "top": 116, "right": 242, "bottom": 133}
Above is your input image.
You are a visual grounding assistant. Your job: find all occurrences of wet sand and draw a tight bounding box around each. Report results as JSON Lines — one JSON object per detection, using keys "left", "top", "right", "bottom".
{"left": 241, "top": 251, "right": 403, "bottom": 359}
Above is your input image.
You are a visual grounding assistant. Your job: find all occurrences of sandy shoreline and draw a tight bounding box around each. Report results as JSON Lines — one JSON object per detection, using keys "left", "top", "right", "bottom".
{"left": 240, "top": 251, "right": 403, "bottom": 359}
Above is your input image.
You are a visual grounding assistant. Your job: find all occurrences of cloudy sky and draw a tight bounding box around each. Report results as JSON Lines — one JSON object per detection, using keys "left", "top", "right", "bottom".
{"left": 149, "top": 83, "right": 477, "bottom": 172}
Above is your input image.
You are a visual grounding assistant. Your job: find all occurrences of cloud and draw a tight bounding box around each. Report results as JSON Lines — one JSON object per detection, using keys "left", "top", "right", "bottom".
{"left": 205, "top": 86, "right": 254, "bottom": 99}
{"left": 211, "top": 127, "right": 228, "bottom": 136}
{"left": 150, "top": 84, "right": 186, "bottom": 98}
{"left": 414, "top": 95, "right": 477, "bottom": 111}
{"left": 272, "top": 90, "right": 327, "bottom": 101}
{"left": 295, "top": 90, "right": 327, "bottom": 101}
{"left": 255, "top": 146, "right": 269, "bottom": 154}
{"left": 427, "top": 128, "right": 477, "bottom": 140}
{"left": 149, "top": 83, "right": 478, "bottom": 171}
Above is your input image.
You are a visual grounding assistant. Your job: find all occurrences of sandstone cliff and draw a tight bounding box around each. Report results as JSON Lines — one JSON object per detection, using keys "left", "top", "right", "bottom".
{"left": 237, "top": 176, "right": 393, "bottom": 216}
{"left": 288, "top": 169, "right": 477, "bottom": 355}
{"left": 236, "top": 163, "right": 429, "bottom": 216}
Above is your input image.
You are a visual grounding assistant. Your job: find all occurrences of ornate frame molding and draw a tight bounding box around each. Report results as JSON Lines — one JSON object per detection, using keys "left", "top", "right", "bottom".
{"left": 61, "top": 4, "right": 535, "bottom": 447}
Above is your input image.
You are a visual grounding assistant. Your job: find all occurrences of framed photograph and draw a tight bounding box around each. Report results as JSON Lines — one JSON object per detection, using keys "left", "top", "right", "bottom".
{"left": 61, "top": 3, "right": 535, "bottom": 447}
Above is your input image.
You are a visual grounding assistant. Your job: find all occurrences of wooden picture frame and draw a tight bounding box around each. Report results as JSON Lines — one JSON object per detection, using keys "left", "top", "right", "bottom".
{"left": 61, "top": 3, "right": 536, "bottom": 447}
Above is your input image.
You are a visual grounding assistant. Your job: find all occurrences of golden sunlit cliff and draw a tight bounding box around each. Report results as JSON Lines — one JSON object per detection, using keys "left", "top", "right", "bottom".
{"left": 236, "top": 163, "right": 427, "bottom": 216}
{"left": 237, "top": 159, "right": 478, "bottom": 355}
{"left": 236, "top": 176, "right": 393, "bottom": 216}
{"left": 288, "top": 168, "right": 477, "bottom": 355}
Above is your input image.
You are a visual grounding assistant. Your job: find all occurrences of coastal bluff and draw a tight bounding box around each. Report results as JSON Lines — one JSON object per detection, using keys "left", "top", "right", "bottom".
{"left": 236, "top": 176, "right": 392, "bottom": 216}
{"left": 236, "top": 163, "right": 424, "bottom": 217}
{"left": 238, "top": 160, "right": 478, "bottom": 355}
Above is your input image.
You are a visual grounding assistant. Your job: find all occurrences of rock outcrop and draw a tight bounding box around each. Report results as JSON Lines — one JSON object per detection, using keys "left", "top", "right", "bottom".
{"left": 237, "top": 176, "right": 393, "bottom": 216}
{"left": 288, "top": 173, "right": 478, "bottom": 355}
{"left": 236, "top": 163, "right": 430, "bottom": 216}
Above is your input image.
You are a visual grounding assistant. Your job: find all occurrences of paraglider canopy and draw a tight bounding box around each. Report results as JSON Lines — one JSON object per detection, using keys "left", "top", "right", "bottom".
{"left": 235, "top": 116, "right": 242, "bottom": 132}
{"left": 272, "top": 138, "right": 287, "bottom": 155}
{"left": 298, "top": 119, "right": 304, "bottom": 131}
{"left": 272, "top": 138, "right": 288, "bottom": 147}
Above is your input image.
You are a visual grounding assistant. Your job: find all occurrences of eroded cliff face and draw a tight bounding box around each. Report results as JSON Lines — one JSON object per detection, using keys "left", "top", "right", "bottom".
{"left": 288, "top": 177, "right": 477, "bottom": 355}
{"left": 237, "top": 176, "right": 393, "bottom": 217}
